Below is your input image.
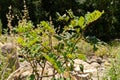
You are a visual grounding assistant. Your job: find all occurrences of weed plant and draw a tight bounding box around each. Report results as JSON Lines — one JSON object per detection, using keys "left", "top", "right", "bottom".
{"left": 103, "top": 41, "right": 120, "bottom": 80}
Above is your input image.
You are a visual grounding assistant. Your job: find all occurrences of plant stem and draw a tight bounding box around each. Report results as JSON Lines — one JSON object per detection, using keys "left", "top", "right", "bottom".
{"left": 39, "top": 72, "right": 58, "bottom": 78}
{"left": 71, "top": 34, "right": 82, "bottom": 54}
{"left": 40, "top": 60, "right": 46, "bottom": 80}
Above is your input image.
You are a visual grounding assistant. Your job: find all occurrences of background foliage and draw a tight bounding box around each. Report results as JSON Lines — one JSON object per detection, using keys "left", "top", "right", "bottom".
{"left": 0, "top": 0, "right": 120, "bottom": 41}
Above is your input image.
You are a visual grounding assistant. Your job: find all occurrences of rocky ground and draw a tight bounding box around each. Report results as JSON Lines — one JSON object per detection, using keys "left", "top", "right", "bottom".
{"left": 0, "top": 42, "right": 111, "bottom": 80}
{"left": 7, "top": 56, "right": 110, "bottom": 80}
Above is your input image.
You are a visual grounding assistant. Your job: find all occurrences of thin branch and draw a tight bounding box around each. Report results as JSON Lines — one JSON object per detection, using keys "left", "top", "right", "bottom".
{"left": 37, "top": 60, "right": 44, "bottom": 69}
{"left": 49, "top": 16, "right": 54, "bottom": 52}
{"left": 39, "top": 72, "right": 58, "bottom": 78}
{"left": 71, "top": 34, "right": 82, "bottom": 54}
{"left": 41, "top": 44, "right": 51, "bottom": 52}
{"left": 40, "top": 60, "right": 46, "bottom": 80}
{"left": 48, "top": 32, "right": 53, "bottom": 52}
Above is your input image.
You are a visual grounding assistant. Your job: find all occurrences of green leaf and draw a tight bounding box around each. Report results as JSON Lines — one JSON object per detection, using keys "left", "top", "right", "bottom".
{"left": 43, "top": 54, "right": 63, "bottom": 73}
{"left": 69, "top": 19, "right": 77, "bottom": 27}
{"left": 66, "top": 53, "right": 75, "bottom": 59}
{"left": 67, "top": 9, "right": 74, "bottom": 19}
{"left": 27, "top": 38, "right": 38, "bottom": 47}
{"left": 54, "top": 35, "right": 63, "bottom": 41}
{"left": 17, "top": 37, "right": 26, "bottom": 46}
{"left": 78, "top": 16, "right": 85, "bottom": 29}
{"left": 28, "top": 74, "right": 35, "bottom": 80}
{"left": 17, "top": 37, "right": 23, "bottom": 44}
{"left": 79, "top": 64, "right": 84, "bottom": 72}
{"left": 40, "top": 21, "right": 54, "bottom": 33}
{"left": 76, "top": 54, "right": 86, "bottom": 61}
{"left": 16, "top": 20, "right": 33, "bottom": 33}
{"left": 85, "top": 10, "right": 104, "bottom": 25}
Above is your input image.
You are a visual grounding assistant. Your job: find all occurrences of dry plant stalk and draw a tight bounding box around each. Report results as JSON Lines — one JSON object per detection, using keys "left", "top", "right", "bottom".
{"left": 6, "top": 0, "right": 29, "bottom": 35}
{"left": 6, "top": 5, "right": 14, "bottom": 35}
{"left": 22, "top": 0, "right": 29, "bottom": 20}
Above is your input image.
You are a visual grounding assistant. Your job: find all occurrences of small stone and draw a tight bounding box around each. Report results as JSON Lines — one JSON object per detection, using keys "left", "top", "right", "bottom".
{"left": 1, "top": 43, "right": 16, "bottom": 56}
{"left": 88, "top": 58, "right": 96, "bottom": 64}
{"left": 72, "top": 73, "right": 92, "bottom": 80}
{"left": 104, "top": 61, "right": 111, "bottom": 66}
{"left": 96, "top": 57, "right": 103, "bottom": 64}
{"left": 91, "top": 62, "right": 100, "bottom": 68}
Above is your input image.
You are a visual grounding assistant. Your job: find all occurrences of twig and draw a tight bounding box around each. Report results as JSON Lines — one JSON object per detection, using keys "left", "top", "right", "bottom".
{"left": 39, "top": 72, "right": 58, "bottom": 78}
{"left": 40, "top": 60, "right": 46, "bottom": 80}
{"left": 48, "top": 32, "right": 53, "bottom": 52}
{"left": 37, "top": 60, "right": 44, "bottom": 69}
{"left": 41, "top": 43, "right": 51, "bottom": 52}
{"left": 49, "top": 16, "right": 54, "bottom": 52}
{"left": 71, "top": 34, "right": 82, "bottom": 54}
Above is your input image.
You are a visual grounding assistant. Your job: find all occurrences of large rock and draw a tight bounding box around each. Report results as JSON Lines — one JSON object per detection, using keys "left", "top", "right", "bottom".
{"left": 1, "top": 43, "right": 16, "bottom": 55}
{"left": 73, "top": 59, "right": 104, "bottom": 80}
{"left": 1, "top": 43, "right": 19, "bottom": 69}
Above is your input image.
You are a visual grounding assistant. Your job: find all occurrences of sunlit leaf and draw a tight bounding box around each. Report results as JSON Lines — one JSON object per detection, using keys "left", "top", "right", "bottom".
{"left": 79, "top": 64, "right": 84, "bottom": 72}
{"left": 78, "top": 16, "right": 85, "bottom": 29}
{"left": 76, "top": 54, "right": 86, "bottom": 61}
{"left": 43, "top": 54, "right": 63, "bottom": 73}
{"left": 66, "top": 53, "right": 75, "bottom": 59}
{"left": 85, "top": 10, "right": 104, "bottom": 25}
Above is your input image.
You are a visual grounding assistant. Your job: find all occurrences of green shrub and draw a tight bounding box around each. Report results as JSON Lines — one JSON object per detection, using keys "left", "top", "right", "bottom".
{"left": 15, "top": 10, "right": 103, "bottom": 80}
